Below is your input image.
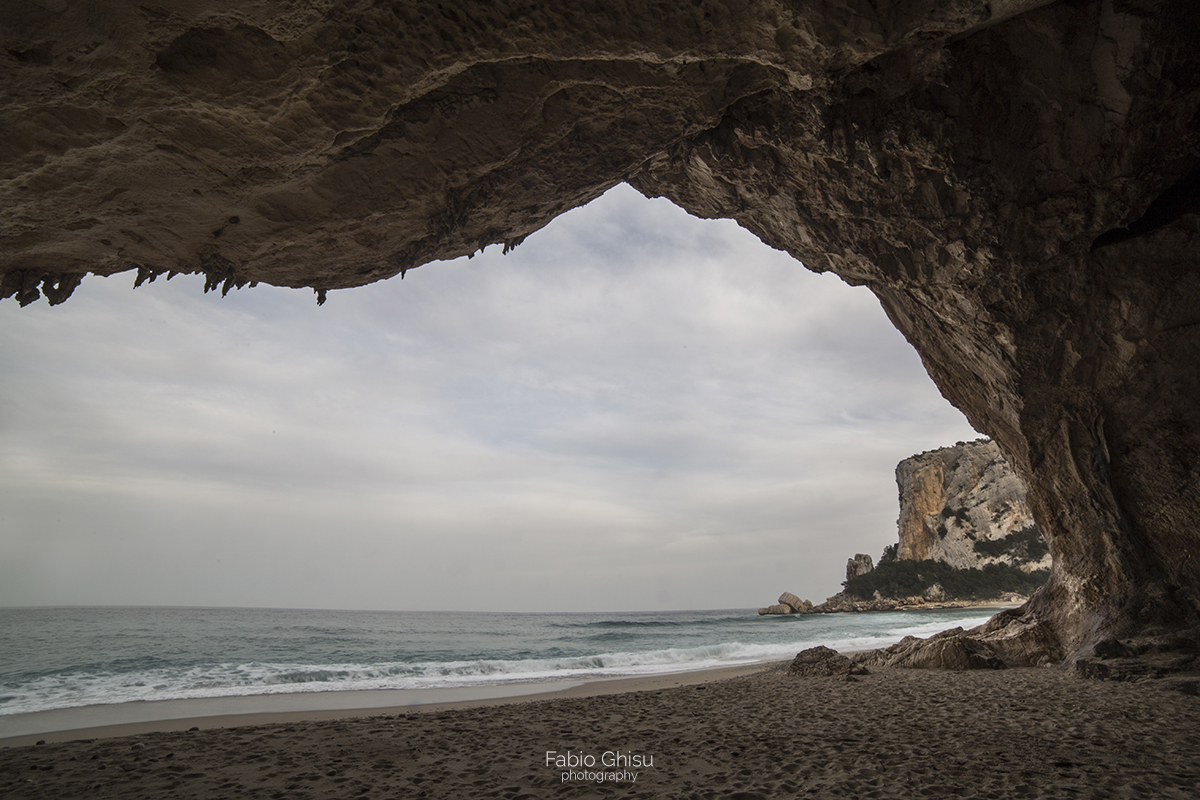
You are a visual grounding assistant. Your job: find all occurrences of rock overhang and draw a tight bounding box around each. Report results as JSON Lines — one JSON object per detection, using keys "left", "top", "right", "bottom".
{"left": 3, "top": 0, "right": 1199, "bottom": 661}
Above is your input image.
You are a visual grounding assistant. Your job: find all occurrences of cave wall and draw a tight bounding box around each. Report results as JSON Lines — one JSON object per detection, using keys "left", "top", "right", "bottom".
{"left": 3, "top": 0, "right": 1198, "bottom": 659}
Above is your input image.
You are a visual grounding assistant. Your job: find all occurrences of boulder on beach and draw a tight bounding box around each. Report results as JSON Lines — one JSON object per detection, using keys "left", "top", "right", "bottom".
{"left": 788, "top": 646, "right": 869, "bottom": 677}
{"left": 855, "top": 628, "right": 1008, "bottom": 670}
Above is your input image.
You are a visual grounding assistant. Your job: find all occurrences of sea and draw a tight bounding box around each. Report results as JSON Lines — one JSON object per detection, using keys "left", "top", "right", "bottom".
{"left": 0, "top": 605, "right": 1000, "bottom": 725}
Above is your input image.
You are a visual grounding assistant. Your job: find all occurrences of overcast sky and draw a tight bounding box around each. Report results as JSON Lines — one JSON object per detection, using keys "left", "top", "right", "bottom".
{"left": 0, "top": 185, "right": 979, "bottom": 612}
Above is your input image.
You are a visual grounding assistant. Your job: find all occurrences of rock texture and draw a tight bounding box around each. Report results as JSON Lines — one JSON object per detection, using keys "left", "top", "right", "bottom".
{"left": 846, "top": 553, "right": 874, "bottom": 582}
{"left": 771, "top": 440, "right": 1045, "bottom": 616}
{"left": 850, "top": 613, "right": 1061, "bottom": 670}
{"left": 855, "top": 628, "right": 1010, "bottom": 670}
{"left": 894, "top": 439, "right": 1048, "bottom": 572}
{"left": 758, "top": 603, "right": 793, "bottom": 616}
{"left": 852, "top": 613, "right": 1200, "bottom": 672}
{"left": 757, "top": 592, "right": 813, "bottom": 615}
{"left": 816, "top": 593, "right": 1017, "bottom": 613}
{"left": 788, "top": 645, "right": 869, "bottom": 678}
{"left": 778, "top": 591, "right": 811, "bottom": 613}
{"left": 1072, "top": 632, "right": 1200, "bottom": 680}
{"left": 4, "top": 1, "right": 1199, "bottom": 661}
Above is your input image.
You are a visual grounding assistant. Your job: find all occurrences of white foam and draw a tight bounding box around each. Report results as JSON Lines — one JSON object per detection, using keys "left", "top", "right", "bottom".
{"left": 4, "top": 638, "right": 824, "bottom": 715}
{"left": 0, "top": 610, "right": 999, "bottom": 716}
{"left": 884, "top": 615, "right": 995, "bottom": 639}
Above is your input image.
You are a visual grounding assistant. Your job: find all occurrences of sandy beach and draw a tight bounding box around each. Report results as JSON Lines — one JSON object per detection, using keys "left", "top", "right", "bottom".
{"left": 3, "top": 662, "right": 1198, "bottom": 799}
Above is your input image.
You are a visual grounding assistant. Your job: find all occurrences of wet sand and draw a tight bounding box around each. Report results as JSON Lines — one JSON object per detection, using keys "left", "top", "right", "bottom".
{"left": 0, "top": 664, "right": 764, "bottom": 745}
{"left": 2, "top": 663, "right": 1198, "bottom": 799}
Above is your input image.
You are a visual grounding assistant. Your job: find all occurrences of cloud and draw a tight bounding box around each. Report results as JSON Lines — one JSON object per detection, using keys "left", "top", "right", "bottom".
{"left": 0, "top": 185, "right": 979, "bottom": 611}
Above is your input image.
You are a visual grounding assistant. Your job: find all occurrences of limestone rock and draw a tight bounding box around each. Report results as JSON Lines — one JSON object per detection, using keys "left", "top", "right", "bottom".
{"left": 826, "top": 439, "right": 1048, "bottom": 609}
{"left": 882, "top": 636, "right": 1006, "bottom": 671}
{"left": 846, "top": 554, "right": 874, "bottom": 583}
{"left": 4, "top": 1, "right": 1200, "bottom": 660}
{"left": 895, "top": 440, "right": 1047, "bottom": 572}
{"left": 965, "top": 607, "right": 1064, "bottom": 666}
{"left": 819, "top": 594, "right": 893, "bottom": 613}
{"left": 851, "top": 607, "right": 1066, "bottom": 669}
{"left": 758, "top": 592, "right": 815, "bottom": 614}
{"left": 778, "top": 592, "right": 812, "bottom": 614}
{"left": 933, "top": 618, "right": 1200, "bottom": 676}
{"left": 1073, "top": 630, "right": 1200, "bottom": 680}
{"left": 856, "top": 628, "right": 1008, "bottom": 670}
{"left": 788, "top": 646, "right": 868, "bottom": 678}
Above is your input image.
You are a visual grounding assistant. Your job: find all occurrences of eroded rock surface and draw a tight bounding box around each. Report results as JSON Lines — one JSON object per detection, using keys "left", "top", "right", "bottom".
{"left": 854, "top": 628, "right": 1010, "bottom": 671}
{"left": 1072, "top": 630, "right": 1200, "bottom": 680}
{"left": 757, "top": 592, "right": 814, "bottom": 615}
{"left": 895, "top": 440, "right": 1046, "bottom": 571}
{"left": 788, "top": 645, "right": 869, "bottom": 678}
{"left": 758, "top": 603, "right": 793, "bottom": 616}
{"left": 4, "top": 1, "right": 1199, "bottom": 661}
{"left": 846, "top": 553, "right": 874, "bottom": 582}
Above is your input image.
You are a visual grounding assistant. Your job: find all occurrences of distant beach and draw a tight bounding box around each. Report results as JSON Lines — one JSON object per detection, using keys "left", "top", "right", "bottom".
{"left": 3, "top": 662, "right": 1197, "bottom": 799}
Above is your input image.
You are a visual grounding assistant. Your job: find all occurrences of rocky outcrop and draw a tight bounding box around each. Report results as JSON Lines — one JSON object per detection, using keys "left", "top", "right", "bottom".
{"left": 758, "top": 603, "right": 793, "bottom": 616}
{"left": 846, "top": 554, "right": 874, "bottom": 582}
{"left": 805, "top": 440, "right": 1048, "bottom": 611}
{"left": 821, "top": 622, "right": 1200, "bottom": 673}
{"left": 760, "top": 590, "right": 1028, "bottom": 615}
{"left": 4, "top": 1, "right": 1199, "bottom": 661}
{"left": 851, "top": 612, "right": 1059, "bottom": 670}
{"left": 814, "top": 593, "right": 1027, "bottom": 614}
{"left": 854, "top": 628, "right": 1009, "bottom": 670}
{"left": 788, "top": 646, "right": 869, "bottom": 678}
{"left": 895, "top": 440, "right": 1047, "bottom": 572}
{"left": 852, "top": 614, "right": 1200, "bottom": 673}
{"left": 778, "top": 592, "right": 812, "bottom": 614}
{"left": 758, "top": 592, "right": 813, "bottom": 615}
{"left": 1072, "top": 632, "right": 1200, "bottom": 681}
{"left": 765, "top": 442, "right": 1041, "bottom": 615}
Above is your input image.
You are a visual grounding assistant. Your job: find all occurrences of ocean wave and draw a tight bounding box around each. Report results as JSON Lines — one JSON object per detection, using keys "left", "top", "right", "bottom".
{"left": 0, "top": 635, "right": 884, "bottom": 716}
{"left": 0, "top": 608, "right": 993, "bottom": 716}
{"left": 559, "top": 615, "right": 754, "bottom": 630}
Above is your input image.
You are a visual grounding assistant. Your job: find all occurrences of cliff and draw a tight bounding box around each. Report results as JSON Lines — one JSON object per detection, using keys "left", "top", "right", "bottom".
{"left": 761, "top": 440, "right": 1047, "bottom": 616}
{"left": 5, "top": 1, "right": 1200, "bottom": 661}
{"left": 893, "top": 440, "right": 1049, "bottom": 573}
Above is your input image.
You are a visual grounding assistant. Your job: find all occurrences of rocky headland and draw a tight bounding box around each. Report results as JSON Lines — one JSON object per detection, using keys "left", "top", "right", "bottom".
{"left": 762, "top": 439, "right": 1047, "bottom": 616}
{"left": 893, "top": 439, "right": 1047, "bottom": 572}
{"left": 772, "top": 439, "right": 1200, "bottom": 674}
{"left": 4, "top": 1, "right": 1200, "bottom": 664}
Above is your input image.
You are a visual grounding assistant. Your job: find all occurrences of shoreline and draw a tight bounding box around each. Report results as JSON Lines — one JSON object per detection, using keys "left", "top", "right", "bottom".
{"left": 764, "top": 598, "right": 1025, "bottom": 615}
{"left": 0, "top": 605, "right": 1020, "bottom": 747}
{"left": 2, "top": 663, "right": 1196, "bottom": 799}
{"left": 0, "top": 662, "right": 770, "bottom": 747}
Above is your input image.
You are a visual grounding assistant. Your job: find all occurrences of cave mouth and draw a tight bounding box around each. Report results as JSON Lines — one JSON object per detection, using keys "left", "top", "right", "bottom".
{"left": 0, "top": 184, "right": 982, "bottom": 613}
{"left": 3, "top": 0, "right": 1199, "bottom": 664}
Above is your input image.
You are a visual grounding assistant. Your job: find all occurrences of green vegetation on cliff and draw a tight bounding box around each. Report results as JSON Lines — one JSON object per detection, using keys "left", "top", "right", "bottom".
{"left": 972, "top": 525, "right": 1048, "bottom": 561}
{"left": 842, "top": 559, "right": 1049, "bottom": 601}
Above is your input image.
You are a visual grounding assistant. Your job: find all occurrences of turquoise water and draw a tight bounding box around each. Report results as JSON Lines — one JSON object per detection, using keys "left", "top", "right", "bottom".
{"left": 0, "top": 605, "right": 1000, "bottom": 716}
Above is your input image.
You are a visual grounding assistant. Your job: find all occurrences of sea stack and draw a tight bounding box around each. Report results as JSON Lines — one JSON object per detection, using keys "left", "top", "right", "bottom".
{"left": 846, "top": 554, "right": 874, "bottom": 583}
